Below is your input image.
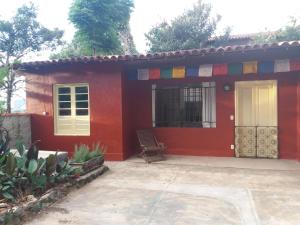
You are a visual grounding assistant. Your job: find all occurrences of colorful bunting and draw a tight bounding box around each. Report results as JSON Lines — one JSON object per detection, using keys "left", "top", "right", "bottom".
{"left": 137, "top": 69, "right": 149, "bottom": 80}
{"left": 128, "top": 58, "right": 300, "bottom": 81}
{"left": 275, "top": 59, "right": 290, "bottom": 73}
{"left": 172, "top": 66, "right": 185, "bottom": 78}
{"left": 161, "top": 68, "right": 172, "bottom": 79}
{"left": 127, "top": 70, "right": 138, "bottom": 80}
{"left": 243, "top": 61, "right": 258, "bottom": 74}
{"left": 186, "top": 67, "right": 199, "bottom": 77}
{"left": 149, "top": 68, "right": 160, "bottom": 80}
{"left": 258, "top": 61, "right": 274, "bottom": 74}
{"left": 213, "top": 64, "right": 228, "bottom": 76}
{"left": 228, "top": 63, "right": 243, "bottom": 76}
{"left": 290, "top": 59, "right": 300, "bottom": 71}
{"left": 199, "top": 64, "right": 213, "bottom": 77}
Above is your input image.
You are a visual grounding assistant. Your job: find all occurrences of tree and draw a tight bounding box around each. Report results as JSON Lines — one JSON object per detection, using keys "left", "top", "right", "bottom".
{"left": 61, "top": 0, "right": 135, "bottom": 57}
{"left": 145, "top": 0, "right": 230, "bottom": 53}
{"left": 253, "top": 17, "right": 300, "bottom": 44}
{"left": 0, "top": 3, "right": 64, "bottom": 113}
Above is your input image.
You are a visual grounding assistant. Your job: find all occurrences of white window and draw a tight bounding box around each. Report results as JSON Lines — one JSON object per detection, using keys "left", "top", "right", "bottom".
{"left": 54, "top": 84, "right": 90, "bottom": 136}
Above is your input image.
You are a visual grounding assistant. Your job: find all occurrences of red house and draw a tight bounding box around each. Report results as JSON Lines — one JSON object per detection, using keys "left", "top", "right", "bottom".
{"left": 21, "top": 41, "right": 300, "bottom": 161}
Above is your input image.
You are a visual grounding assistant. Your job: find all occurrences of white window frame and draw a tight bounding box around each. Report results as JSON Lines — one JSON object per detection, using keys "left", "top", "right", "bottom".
{"left": 53, "top": 83, "right": 90, "bottom": 136}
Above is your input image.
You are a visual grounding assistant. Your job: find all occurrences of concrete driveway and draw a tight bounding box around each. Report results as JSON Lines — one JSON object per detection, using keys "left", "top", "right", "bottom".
{"left": 26, "top": 156, "right": 300, "bottom": 225}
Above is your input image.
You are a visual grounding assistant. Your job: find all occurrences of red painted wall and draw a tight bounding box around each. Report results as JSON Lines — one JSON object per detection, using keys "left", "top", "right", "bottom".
{"left": 26, "top": 64, "right": 125, "bottom": 160}
{"left": 26, "top": 63, "right": 300, "bottom": 161}
{"left": 123, "top": 74, "right": 300, "bottom": 160}
{"left": 277, "top": 75, "right": 298, "bottom": 159}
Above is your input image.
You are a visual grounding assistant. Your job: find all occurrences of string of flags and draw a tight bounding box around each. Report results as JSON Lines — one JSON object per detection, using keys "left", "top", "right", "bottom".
{"left": 127, "top": 58, "right": 300, "bottom": 80}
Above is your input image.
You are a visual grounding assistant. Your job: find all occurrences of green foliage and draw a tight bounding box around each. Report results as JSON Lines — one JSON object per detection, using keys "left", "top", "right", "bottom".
{"left": 0, "top": 141, "right": 75, "bottom": 202}
{"left": 0, "top": 3, "right": 63, "bottom": 60}
{"left": 45, "top": 154, "right": 57, "bottom": 177}
{"left": 88, "top": 143, "right": 103, "bottom": 159}
{"left": 0, "top": 158, "right": 16, "bottom": 201}
{"left": 0, "top": 3, "right": 63, "bottom": 113}
{"left": 145, "top": 0, "right": 230, "bottom": 52}
{"left": 26, "top": 141, "right": 40, "bottom": 162}
{"left": 0, "top": 66, "right": 9, "bottom": 81}
{"left": 72, "top": 143, "right": 104, "bottom": 163}
{"left": 31, "top": 175, "right": 47, "bottom": 189}
{"left": 73, "top": 144, "right": 90, "bottom": 163}
{"left": 27, "top": 160, "right": 38, "bottom": 175}
{"left": 15, "top": 139, "right": 26, "bottom": 157}
{"left": 4, "top": 153, "right": 16, "bottom": 175}
{"left": 0, "top": 177, "right": 15, "bottom": 201}
{"left": 52, "top": 0, "right": 135, "bottom": 58}
{"left": 253, "top": 17, "right": 300, "bottom": 44}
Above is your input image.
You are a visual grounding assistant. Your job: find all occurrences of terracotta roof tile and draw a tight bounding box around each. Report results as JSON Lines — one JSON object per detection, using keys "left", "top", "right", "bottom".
{"left": 19, "top": 41, "right": 300, "bottom": 69}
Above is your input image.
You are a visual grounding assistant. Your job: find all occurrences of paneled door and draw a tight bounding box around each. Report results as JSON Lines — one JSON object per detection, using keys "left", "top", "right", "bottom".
{"left": 235, "top": 80, "right": 278, "bottom": 158}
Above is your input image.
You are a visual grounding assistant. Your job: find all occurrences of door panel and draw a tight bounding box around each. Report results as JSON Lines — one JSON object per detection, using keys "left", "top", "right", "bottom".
{"left": 235, "top": 127, "right": 256, "bottom": 157}
{"left": 236, "top": 87, "right": 255, "bottom": 126}
{"left": 235, "top": 80, "right": 278, "bottom": 158}
{"left": 256, "top": 127, "right": 278, "bottom": 158}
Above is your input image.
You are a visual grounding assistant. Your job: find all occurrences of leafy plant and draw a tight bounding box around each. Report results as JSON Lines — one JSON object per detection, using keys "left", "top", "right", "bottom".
{"left": 15, "top": 139, "right": 26, "bottom": 156}
{"left": 0, "top": 140, "right": 78, "bottom": 202}
{"left": 4, "top": 153, "right": 16, "bottom": 175}
{"left": 88, "top": 143, "right": 103, "bottom": 159}
{"left": 27, "top": 159, "right": 38, "bottom": 175}
{"left": 72, "top": 142, "right": 105, "bottom": 163}
{"left": 73, "top": 144, "right": 90, "bottom": 163}
{"left": 45, "top": 154, "right": 57, "bottom": 177}
{"left": 0, "top": 171, "right": 16, "bottom": 201}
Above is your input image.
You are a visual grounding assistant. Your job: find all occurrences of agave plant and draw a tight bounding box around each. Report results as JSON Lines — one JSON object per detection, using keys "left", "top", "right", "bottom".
{"left": 73, "top": 144, "right": 90, "bottom": 163}
{"left": 72, "top": 142, "right": 105, "bottom": 163}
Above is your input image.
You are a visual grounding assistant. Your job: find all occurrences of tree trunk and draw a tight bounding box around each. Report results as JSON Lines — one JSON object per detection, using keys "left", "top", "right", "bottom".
{"left": 6, "top": 83, "right": 12, "bottom": 113}
{"left": 5, "top": 68, "right": 14, "bottom": 114}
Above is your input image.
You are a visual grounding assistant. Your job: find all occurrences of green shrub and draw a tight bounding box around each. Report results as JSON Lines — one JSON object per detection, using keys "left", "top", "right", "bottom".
{"left": 72, "top": 142, "right": 105, "bottom": 163}
{"left": 0, "top": 141, "right": 75, "bottom": 202}
{"left": 73, "top": 144, "right": 90, "bottom": 163}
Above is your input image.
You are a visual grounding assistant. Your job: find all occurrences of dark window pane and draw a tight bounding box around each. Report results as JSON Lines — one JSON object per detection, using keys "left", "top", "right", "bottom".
{"left": 155, "top": 84, "right": 215, "bottom": 128}
{"left": 76, "top": 94, "right": 88, "bottom": 101}
{"left": 59, "top": 109, "right": 71, "bottom": 116}
{"left": 58, "top": 87, "right": 70, "bottom": 94}
{"left": 76, "top": 109, "right": 88, "bottom": 116}
{"left": 59, "top": 95, "right": 71, "bottom": 101}
{"left": 75, "top": 86, "right": 88, "bottom": 94}
{"left": 59, "top": 102, "right": 71, "bottom": 109}
{"left": 76, "top": 101, "right": 88, "bottom": 108}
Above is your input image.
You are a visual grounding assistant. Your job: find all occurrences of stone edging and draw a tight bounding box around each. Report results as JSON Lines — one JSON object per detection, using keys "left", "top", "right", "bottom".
{"left": 0, "top": 165, "right": 109, "bottom": 225}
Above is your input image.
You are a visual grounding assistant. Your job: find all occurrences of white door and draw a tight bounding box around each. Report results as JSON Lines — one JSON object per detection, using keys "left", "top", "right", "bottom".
{"left": 235, "top": 80, "right": 278, "bottom": 158}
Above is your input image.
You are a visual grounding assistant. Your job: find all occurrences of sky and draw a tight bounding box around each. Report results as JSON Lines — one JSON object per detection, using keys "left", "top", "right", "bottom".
{"left": 0, "top": 0, "right": 299, "bottom": 59}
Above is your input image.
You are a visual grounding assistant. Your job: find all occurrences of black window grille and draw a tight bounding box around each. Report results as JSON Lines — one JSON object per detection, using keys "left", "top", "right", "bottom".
{"left": 153, "top": 83, "right": 216, "bottom": 128}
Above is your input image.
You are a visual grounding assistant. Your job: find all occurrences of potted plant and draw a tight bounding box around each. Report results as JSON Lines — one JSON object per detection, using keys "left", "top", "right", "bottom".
{"left": 70, "top": 143, "right": 105, "bottom": 175}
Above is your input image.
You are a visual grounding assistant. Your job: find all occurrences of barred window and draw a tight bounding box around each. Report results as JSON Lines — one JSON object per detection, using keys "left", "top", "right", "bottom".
{"left": 152, "top": 82, "right": 216, "bottom": 128}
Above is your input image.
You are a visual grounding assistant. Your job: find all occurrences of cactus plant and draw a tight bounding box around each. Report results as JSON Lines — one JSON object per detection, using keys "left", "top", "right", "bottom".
{"left": 4, "top": 153, "right": 16, "bottom": 175}
{"left": 45, "top": 154, "right": 57, "bottom": 177}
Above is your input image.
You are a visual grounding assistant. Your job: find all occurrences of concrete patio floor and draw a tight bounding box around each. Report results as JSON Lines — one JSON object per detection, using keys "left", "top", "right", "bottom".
{"left": 25, "top": 155, "right": 300, "bottom": 225}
